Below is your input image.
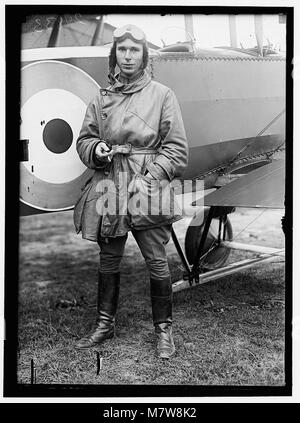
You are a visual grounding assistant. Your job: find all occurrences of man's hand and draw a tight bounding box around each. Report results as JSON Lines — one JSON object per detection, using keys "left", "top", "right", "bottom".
{"left": 95, "top": 141, "right": 112, "bottom": 162}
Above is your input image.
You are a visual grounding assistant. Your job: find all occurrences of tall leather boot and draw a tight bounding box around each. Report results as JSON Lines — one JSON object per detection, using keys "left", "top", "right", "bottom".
{"left": 150, "top": 277, "right": 175, "bottom": 359}
{"left": 75, "top": 272, "right": 120, "bottom": 349}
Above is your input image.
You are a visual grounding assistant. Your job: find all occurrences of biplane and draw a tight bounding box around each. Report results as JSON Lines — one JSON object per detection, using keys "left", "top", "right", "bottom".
{"left": 19, "top": 13, "right": 287, "bottom": 293}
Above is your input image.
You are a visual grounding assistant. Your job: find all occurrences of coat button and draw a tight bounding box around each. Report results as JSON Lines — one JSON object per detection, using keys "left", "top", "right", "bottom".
{"left": 101, "top": 113, "right": 107, "bottom": 120}
{"left": 100, "top": 89, "right": 107, "bottom": 96}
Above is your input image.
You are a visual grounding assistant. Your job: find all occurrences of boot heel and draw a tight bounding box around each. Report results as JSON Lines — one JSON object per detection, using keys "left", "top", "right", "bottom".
{"left": 75, "top": 328, "right": 114, "bottom": 349}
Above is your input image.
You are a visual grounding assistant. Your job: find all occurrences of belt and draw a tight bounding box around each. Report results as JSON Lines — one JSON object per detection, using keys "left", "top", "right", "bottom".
{"left": 111, "top": 143, "right": 157, "bottom": 156}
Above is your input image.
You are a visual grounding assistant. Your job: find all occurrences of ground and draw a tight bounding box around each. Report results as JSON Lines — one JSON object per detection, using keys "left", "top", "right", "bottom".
{"left": 17, "top": 207, "right": 285, "bottom": 386}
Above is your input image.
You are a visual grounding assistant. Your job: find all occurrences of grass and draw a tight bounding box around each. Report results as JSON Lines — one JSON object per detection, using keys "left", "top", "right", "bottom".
{"left": 17, "top": 208, "right": 286, "bottom": 386}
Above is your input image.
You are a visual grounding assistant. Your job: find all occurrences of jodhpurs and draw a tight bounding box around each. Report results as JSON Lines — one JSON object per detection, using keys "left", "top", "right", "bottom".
{"left": 98, "top": 224, "right": 172, "bottom": 280}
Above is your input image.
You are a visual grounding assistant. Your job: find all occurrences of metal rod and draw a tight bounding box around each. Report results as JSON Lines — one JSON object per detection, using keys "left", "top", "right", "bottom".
{"left": 48, "top": 15, "right": 61, "bottom": 48}
{"left": 254, "top": 14, "right": 264, "bottom": 56}
{"left": 171, "top": 228, "right": 191, "bottom": 276}
{"left": 91, "top": 15, "right": 104, "bottom": 46}
{"left": 96, "top": 352, "right": 100, "bottom": 375}
{"left": 217, "top": 216, "right": 222, "bottom": 245}
{"left": 229, "top": 15, "right": 238, "bottom": 48}
{"left": 173, "top": 254, "right": 283, "bottom": 293}
{"left": 201, "top": 255, "right": 283, "bottom": 279}
{"left": 221, "top": 241, "right": 285, "bottom": 256}
{"left": 30, "top": 359, "right": 34, "bottom": 384}
{"left": 192, "top": 206, "right": 215, "bottom": 269}
{"left": 184, "top": 14, "right": 195, "bottom": 41}
{"left": 222, "top": 215, "right": 227, "bottom": 241}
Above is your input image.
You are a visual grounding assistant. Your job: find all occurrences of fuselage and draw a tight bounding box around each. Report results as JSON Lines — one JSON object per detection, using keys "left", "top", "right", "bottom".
{"left": 20, "top": 45, "right": 286, "bottom": 214}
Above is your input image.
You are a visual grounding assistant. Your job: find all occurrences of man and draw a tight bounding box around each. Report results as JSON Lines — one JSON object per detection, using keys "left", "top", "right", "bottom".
{"left": 74, "top": 24, "right": 188, "bottom": 359}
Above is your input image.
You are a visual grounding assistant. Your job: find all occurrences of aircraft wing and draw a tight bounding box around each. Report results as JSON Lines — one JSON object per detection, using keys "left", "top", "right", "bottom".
{"left": 200, "top": 159, "right": 285, "bottom": 209}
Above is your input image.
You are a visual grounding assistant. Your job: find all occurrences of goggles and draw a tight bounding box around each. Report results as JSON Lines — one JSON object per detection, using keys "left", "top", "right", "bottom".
{"left": 113, "top": 25, "right": 146, "bottom": 43}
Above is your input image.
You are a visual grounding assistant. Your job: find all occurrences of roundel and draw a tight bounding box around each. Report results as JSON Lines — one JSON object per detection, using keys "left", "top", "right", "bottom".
{"left": 20, "top": 60, "right": 100, "bottom": 211}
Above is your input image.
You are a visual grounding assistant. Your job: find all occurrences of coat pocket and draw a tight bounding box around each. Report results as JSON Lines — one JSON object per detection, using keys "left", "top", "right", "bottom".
{"left": 129, "top": 174, "right": 182, "bottom": 229}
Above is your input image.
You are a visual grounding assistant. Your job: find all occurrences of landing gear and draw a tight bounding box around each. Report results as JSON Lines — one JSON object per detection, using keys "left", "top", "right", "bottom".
{"left": 171, "top": 206, "right": 234, "bottom": 286}
{"left": 185, "top": 207, "right": 234, "bottom": 272}
{"left": 171, "top": 206, "right": 284, "bottom": 293}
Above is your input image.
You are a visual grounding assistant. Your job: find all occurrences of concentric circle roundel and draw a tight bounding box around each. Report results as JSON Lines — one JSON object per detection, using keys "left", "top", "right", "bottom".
{"left": 43, "top": 118, "right": 73, "bottom": 154}
{"left": 20, "top": 60, "right": 100, "bottom": 211}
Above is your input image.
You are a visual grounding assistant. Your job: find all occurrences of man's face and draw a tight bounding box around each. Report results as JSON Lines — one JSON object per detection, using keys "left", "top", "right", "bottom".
{"left": 116, "top": 38, "right": 144, "bottom": 77}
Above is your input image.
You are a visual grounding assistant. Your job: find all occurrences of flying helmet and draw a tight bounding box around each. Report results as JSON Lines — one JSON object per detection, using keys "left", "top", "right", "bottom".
{"left": 109, "top": 24, "right": 149, "bottom": 76}
{"left": 113, "top": 24, "right": 146, "bottom": 43}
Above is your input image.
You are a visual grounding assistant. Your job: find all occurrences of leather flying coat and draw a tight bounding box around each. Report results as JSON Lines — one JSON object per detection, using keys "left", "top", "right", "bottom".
{"left": 74, "top": 70, "right": 188, "bottom": 241}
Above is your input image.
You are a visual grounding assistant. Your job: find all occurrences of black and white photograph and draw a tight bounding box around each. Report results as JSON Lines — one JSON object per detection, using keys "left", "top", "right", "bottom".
{"left": 2, "top": 3, "right": 295, "bottom": 401}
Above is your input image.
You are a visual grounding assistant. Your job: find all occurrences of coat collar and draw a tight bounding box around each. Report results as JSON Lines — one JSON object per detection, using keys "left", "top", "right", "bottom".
{"left": 108, "top": 69, "right": 151, "bottom": 94}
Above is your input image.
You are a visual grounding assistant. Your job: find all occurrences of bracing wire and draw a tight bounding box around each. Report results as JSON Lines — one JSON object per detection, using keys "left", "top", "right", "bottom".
{"left": 196, "top": 207, "right": 284, "bottom": 265}
{"left": 229, "top": 208, "right": 267, "bottom": 242}
{"left": 221, "top": 108, "right": 286, "bottom": 175}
